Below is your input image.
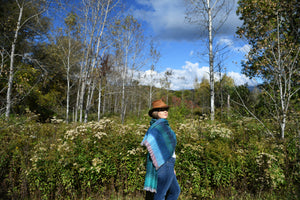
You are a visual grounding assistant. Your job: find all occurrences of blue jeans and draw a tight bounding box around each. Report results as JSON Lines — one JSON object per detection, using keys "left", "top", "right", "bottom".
{"left": 154, "top": 158, "right": 180, "bottom": 200}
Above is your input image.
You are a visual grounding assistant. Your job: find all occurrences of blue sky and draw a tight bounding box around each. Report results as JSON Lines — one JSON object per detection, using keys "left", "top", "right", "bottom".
{"left": 126, "top": 0, "right": 258, "bottom": 90}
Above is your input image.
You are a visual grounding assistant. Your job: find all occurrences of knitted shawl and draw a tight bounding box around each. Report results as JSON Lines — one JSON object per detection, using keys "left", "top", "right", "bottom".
{"left": 141, "top": 118, "right": 177, "bottom": 192}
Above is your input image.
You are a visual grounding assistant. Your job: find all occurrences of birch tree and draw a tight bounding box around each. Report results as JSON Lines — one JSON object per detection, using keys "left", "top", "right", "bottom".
{"left": 112, "top": 15, "right": 144, "bottom": 124}
{"left": 185, "top": 0, "right": 235, "bottom": 121}
{"left": 96, "top": 54, "right": 111, "bottom": 121}
{"left": 3, "top": 0, "right": 49, "bottom": 119}
{"left": 162, "top": 70, "right": 173, "bottom": 104}
{"left": 75, "top": 0, "right": 119, "bottom": 122}
{"left": 148, "top": 41, "right": 161, "bottom": 108}
{"left": 55, "top": 12, "right": 82, "bottom": 123}
{"left": 237, "top": 0, "right": 300, "bottom": 138}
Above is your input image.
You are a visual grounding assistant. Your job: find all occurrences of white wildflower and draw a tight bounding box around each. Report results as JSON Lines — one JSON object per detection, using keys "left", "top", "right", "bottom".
{"left": 94, "top": 132, "right": 107, "bottom": 140}
{"left": 92, "top": 157, "right": 102, "bottom": 167}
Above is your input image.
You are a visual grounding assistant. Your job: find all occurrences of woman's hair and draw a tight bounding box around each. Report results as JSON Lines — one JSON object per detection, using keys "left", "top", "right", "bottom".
{"left": 151, "top": 111, "right": 159, "bottom": 119}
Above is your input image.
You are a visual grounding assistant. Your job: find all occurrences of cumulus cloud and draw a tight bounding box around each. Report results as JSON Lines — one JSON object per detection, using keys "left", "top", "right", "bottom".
{"left": 133, "top": 0, "right": 199, "bottom": 40}
{"left": 218, "top": 38, "right": 234, "bottom": 47}
{"left": 135, "top": 61, "right": 256, "bottom": 90}
{"left": 132, "top": 0, "right": 243, "bottom": 41}
{"left": 227, "top": 71, "right": 257, "bottom": 86}
{"left": 169, "top": 62, "right": 209, "bottom": 90}
{"left": 234, "top": 44, "right": 251, "bottom": 54}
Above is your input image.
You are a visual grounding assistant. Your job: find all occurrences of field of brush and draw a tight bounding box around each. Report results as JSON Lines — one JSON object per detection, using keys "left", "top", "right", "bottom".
{"left": 1, "top": 114, "right": 299, "bottom": 200}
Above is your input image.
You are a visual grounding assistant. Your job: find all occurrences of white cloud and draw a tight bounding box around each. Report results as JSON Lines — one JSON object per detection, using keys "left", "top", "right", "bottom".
{"left": 170, "top": 62, "right": 209, "bottom": 90}
{"left": 215, "top": 37, "right": 251, "bottom": 56}
{"left": 133, "top": 0, "right": 199, "bottom": 40}
{"left": 218, "top": 38, "right": 234, "bottom": 47}
{"left": 133, "top": 0, "right": 243, "bottom": 41}
{"left": 227, "top": 71, "right": 257, "bottom": 86}
{"left": 135, "top": 61, "right": 257, "bottom": 90}
{"left": 234, "top": 44, "right": 251, "bottom": 54}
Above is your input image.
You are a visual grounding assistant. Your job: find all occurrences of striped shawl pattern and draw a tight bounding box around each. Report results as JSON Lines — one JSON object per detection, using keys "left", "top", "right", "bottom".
{"left": 141, "top": 118, "right": 177, "bottom": 192}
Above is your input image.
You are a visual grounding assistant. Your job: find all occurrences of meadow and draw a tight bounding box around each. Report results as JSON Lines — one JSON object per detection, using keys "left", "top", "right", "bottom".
{"left": 0, "top": 111, "right": 299, "bottom": 200}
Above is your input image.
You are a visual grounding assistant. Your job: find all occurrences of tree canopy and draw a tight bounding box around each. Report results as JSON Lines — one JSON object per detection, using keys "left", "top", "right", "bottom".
{"left": 236, "top": 0, "right": 299, "bottom": 79}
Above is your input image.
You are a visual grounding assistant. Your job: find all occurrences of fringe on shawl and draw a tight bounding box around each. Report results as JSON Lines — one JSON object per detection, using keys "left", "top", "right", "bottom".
{"left": 141, "top": 118, "right": 177, "bottom": 193}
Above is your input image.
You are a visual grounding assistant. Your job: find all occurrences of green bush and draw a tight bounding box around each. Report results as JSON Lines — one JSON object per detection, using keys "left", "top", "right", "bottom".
{"left": 0, "top": 116, "right": 299, "bottom": 199}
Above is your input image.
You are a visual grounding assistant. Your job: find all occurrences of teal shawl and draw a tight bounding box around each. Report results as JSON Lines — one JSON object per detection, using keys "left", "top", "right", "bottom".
{"left": 141, "top": 118, "right": 177, "bottom": 192}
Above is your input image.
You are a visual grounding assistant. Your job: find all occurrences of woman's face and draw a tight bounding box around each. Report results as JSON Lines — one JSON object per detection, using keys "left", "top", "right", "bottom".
{"left": 157, "top": 109, "right": 168, "bottom": 119}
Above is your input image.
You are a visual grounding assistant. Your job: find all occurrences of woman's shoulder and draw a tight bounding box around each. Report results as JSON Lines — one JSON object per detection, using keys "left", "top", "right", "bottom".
{"left": 150, "top": 119, "right": 169, "bottom": 130}
{"left": 157, "top": 118, "right": 169, "bottom": 125}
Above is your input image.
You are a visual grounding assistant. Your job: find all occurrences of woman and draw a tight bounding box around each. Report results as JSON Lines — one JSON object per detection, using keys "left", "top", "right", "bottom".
{"left": 141, "top": 99, "right": 180, "bottom": 200}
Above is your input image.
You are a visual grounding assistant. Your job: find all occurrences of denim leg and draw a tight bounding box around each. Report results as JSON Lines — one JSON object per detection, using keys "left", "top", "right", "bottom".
{"left": 154, "top": 158, "right": 180, "bottom": 200}
{"left": 166, "top": 175, "right": 180, "bottom": 200}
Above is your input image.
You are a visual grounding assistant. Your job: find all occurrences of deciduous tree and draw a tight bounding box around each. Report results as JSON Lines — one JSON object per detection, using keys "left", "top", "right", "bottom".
{"left": 112, "top": 15, "right": 145, "bottom": 124}
{"left": 1, "top": 0, "right": 50, "bottom": 119}
{"left": 185, "top": 0, "right": 235, "bottom": 121}
{"left": 75, "top": 0, "right": 120, "bottom": 122}
{"left": 55, "top": 12, "right": 82, "bottom": 123}
{"left": 237, "top": 0, "right": 300, "bottom": 138}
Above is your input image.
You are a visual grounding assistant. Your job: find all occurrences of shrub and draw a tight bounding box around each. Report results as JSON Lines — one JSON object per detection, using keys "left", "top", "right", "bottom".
{"left": 0, "top": 116, "right": 299, "bottom": 199}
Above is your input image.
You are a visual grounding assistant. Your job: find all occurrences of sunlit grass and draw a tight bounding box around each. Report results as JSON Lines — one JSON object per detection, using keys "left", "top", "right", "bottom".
{"left": 0, "top": 114, "right": 299, "bottom": 199}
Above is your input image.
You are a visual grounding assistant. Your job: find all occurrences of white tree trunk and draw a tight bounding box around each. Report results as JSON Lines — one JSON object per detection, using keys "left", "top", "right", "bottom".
{"left": 84, "top": 78, "right": 96, "bottom": 123}
{"left": 75, "top": 74, "right": 81, "bottom": 122}
{"left": 66, "top": 37, "right": 71, "bottom": 123}
{"left": 6, "top": 4, "right": 23, "bottom": 119}
{"left": 149, "top": 68, "right": 154, "bottom": 108}
{"left": 186, "top": 0, "right": 234, "bottom": 121}
{"left": 227, "top": 94, "right": 230, "bottom": 113}
{"left": 97, "top": 81, "right": 102, "bottom": 121}
{"left": 121, "top": 63, "right": 127, "bottom": 124}
{"left": 79, "top": 0, "right": 113, "bottom": 122}
{"left": 207, "top": 0, "right": 215, "bottom": 121}
{"left": 79, "top": 73, "right": 87, "bottom": 122}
